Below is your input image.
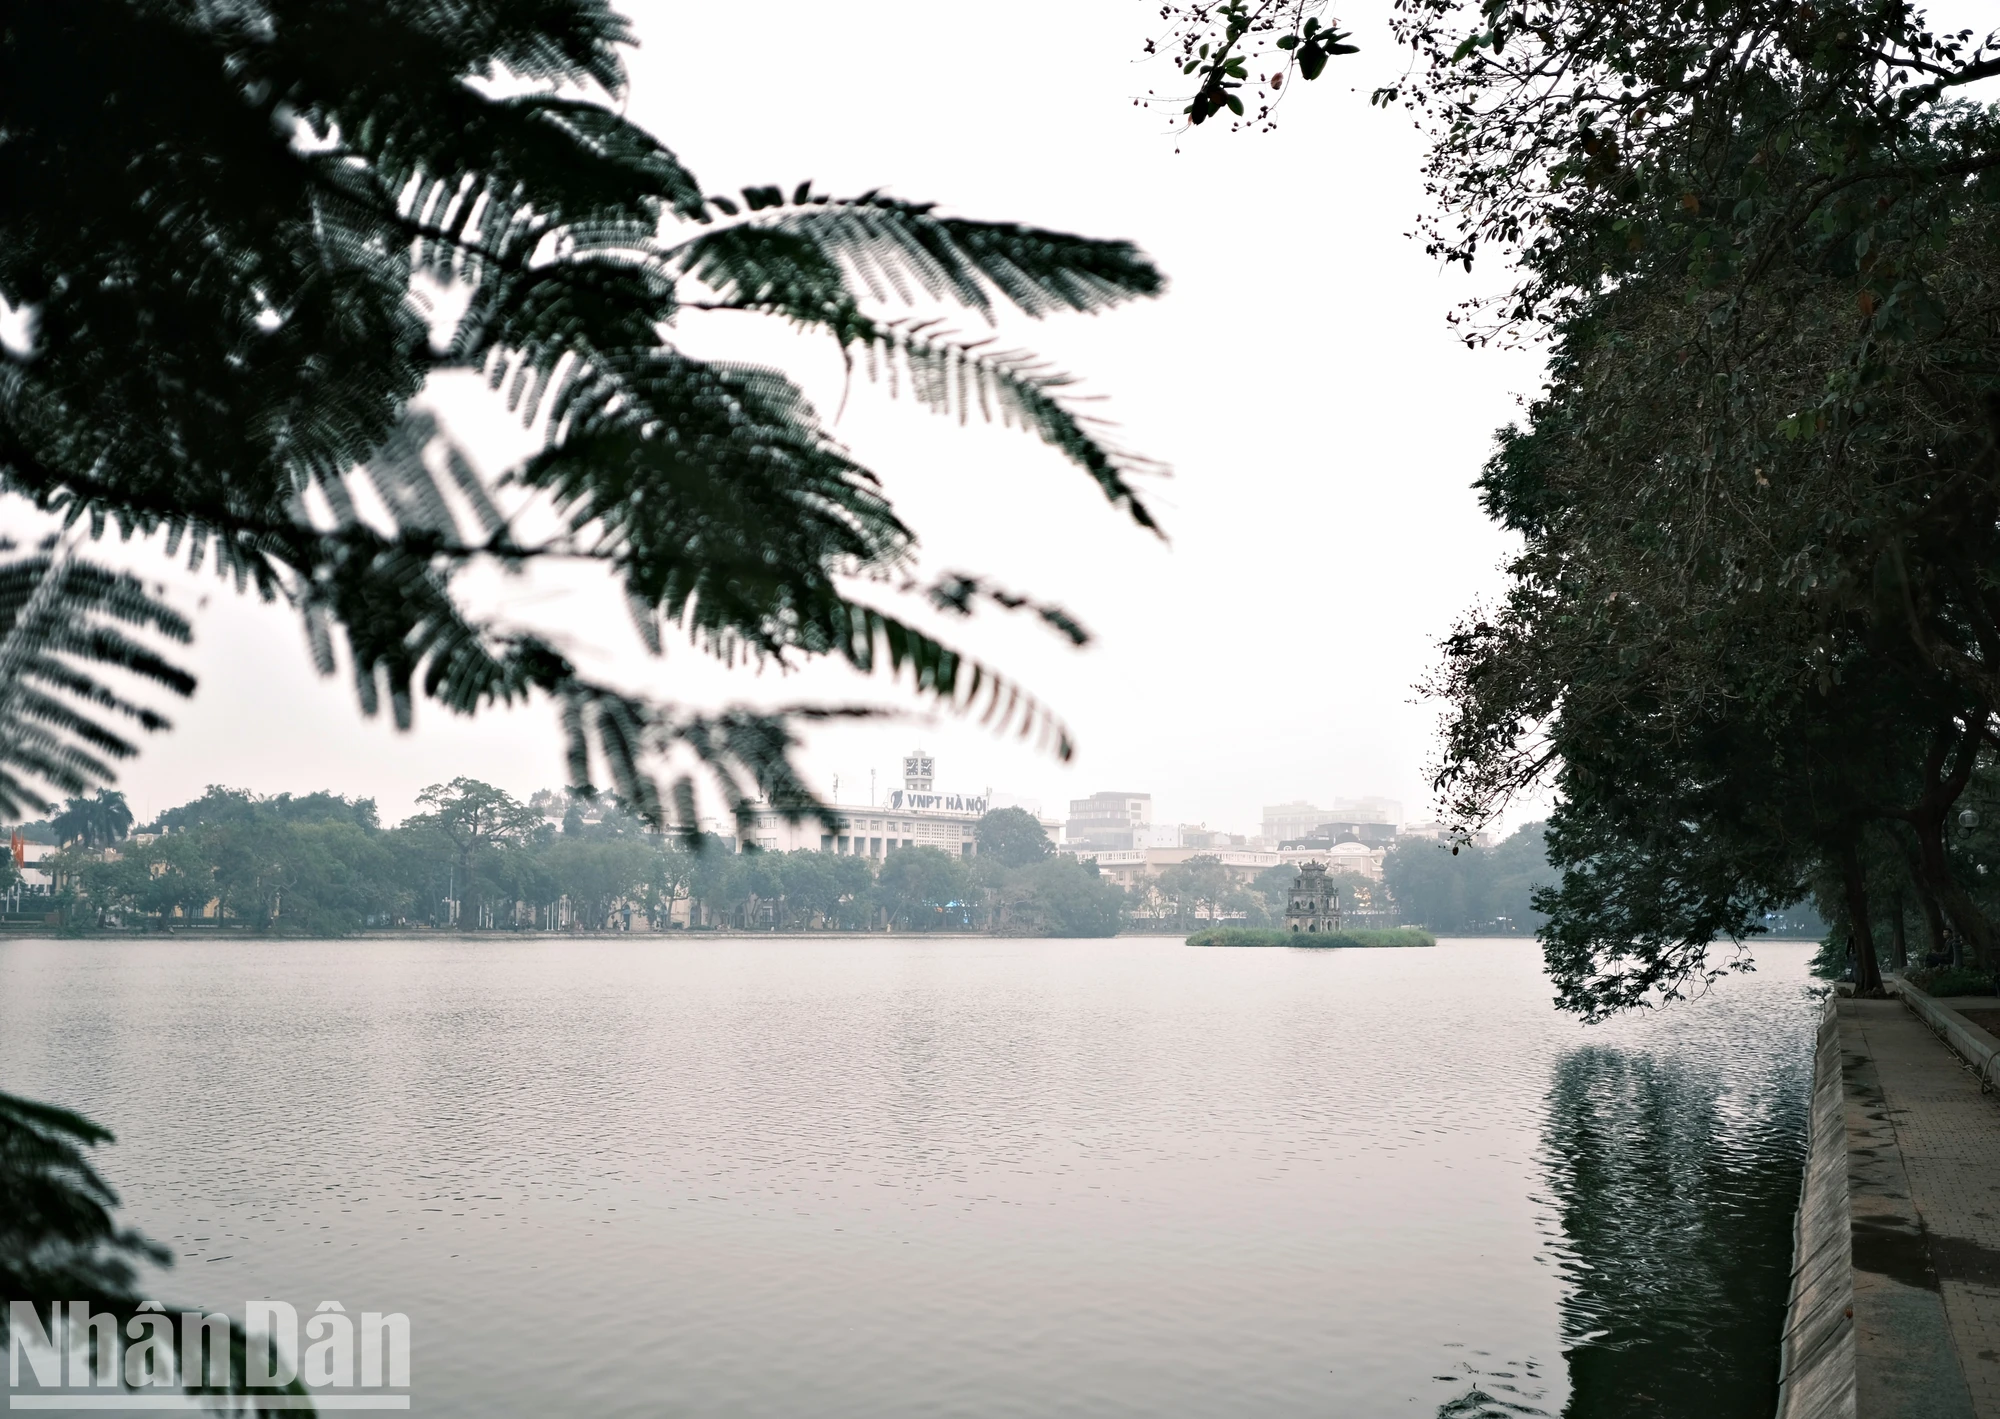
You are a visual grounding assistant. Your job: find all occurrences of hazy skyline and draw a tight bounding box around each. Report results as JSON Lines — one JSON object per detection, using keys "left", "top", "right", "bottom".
{"left": 26, "top": 1, "right": 1550, "bottom": 836}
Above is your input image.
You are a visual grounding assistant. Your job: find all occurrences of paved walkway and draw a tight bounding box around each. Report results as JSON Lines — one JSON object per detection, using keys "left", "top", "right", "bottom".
{"left": 1840, "top": 997, "right": 2000, "bottom": 1416}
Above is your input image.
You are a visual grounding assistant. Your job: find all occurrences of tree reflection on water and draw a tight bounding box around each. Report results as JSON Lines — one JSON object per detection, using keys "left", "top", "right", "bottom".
{"left": 1429, "top": 1037, "right": 1807, "bottom": 1419}
{"left": 1536, "top": 1045, "right": 1806, "bottom": 1418}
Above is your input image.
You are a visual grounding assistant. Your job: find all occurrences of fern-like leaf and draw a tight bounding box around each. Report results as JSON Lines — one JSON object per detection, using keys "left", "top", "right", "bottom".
{"left": 0, "top": 537, "right": 195, "bottom": 817}
{"left": 666, "top": 193, "right": 1165, "bottom": 320}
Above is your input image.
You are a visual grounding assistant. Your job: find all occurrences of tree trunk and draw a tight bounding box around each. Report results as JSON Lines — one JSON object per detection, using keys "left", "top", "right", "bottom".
{"left": 1889, "top": 890, "right": 1909, "bottom": 973}
{"left": 1908, "top": 814, "right": 1997, "bottom": 968}
{"left": 1838, "top": 839, "right": 1884, "bottom": 994}
{"left": 1896, "top": 837, "right": 1952, "bottom": 962}
{"left": 1899, "top": 721, "right": 1994, "bottom": 967}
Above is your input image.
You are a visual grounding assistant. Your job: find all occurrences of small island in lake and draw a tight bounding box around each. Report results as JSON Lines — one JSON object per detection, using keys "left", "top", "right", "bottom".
{"left": 1187, "top": 864, "right": 1436, "bottom": 948}
{"left": 1186, "top": 926, "right": 1437, "bottom": 948}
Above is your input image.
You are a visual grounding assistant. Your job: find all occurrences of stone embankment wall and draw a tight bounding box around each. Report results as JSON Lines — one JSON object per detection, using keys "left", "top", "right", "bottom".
{"left": 1774, "top": 999, "right": 1856, "bottom": 1418}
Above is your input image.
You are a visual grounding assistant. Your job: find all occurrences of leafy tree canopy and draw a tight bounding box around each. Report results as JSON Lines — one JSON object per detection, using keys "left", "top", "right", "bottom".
{"left": 1402, "top": 0, "right": 2000, "bottom": 1011}
{"left": 49, "top": 790, "right": 133, "bottom": 849}
{"left": 1017, "top": 856, "right": 1124, "bottom": 937}
{"left": 1382, "top": 824, "right": 1550, "bottom": 938}
{"left": 149, "top": 785, "right": 379, "bottom": 833}
{"left": 876, "top": 846, "right": 971, "bottom": 929}
{"left": 974, "top": 806, "right": 1052, "bottom": 869}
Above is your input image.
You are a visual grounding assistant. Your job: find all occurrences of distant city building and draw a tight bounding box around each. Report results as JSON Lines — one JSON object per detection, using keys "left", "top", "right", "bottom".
{"left": 1261, "top": 800, "right": 1328, "bottom": 844}
{"left": 1177, "top": 825, "right": 1244, "bottom": 850}
{"left": 1265, "top": 797, "right": 1404, "bottom": 845}
{"left": 1397, "top": 821, "right": 1494, "bottom": 850}
{"left": 741, "top": 750, "right": 986, "bottom": 858}
{"left": 1278, "top": 840, "right": 1385, "bottom": 880}
{"left": 1070, "top": 846, "right": 1279, "bottom": 891}
{"left": 1286, "top": 861, "right": 1343, "bottom": 934}
{"left": 1115, "top": 821, "right": 1243, "bottom": 850}
{"left": 1066, "top": 792, "right": 1153, "bottom": 852}
{"left": 1278, "top": 814, "right": 1397, "bottom": 878}
{"left": 12, "top": 840, "right": 55, "bottom": 897}
{"left": 1312, "top": 820, "right": 1398, "bottom": 849}
{"left": 1330, "top": 796, "right": 1404, "bottom": 828}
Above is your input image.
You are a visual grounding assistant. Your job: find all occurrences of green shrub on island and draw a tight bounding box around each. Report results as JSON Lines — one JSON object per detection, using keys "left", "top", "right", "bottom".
{"left": 1186, "top": 926, "right": 1437, "bottom": 949}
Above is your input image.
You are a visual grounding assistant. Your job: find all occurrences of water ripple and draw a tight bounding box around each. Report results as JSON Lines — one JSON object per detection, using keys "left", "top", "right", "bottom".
{"left": 0, "top": 936, "right": 1815, "bottom": 1417}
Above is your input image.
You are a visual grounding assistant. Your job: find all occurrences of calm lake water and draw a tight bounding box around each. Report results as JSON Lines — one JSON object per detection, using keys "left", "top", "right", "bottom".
{"left": 0, "top": 936, "right": 1817, "bottom": 1418}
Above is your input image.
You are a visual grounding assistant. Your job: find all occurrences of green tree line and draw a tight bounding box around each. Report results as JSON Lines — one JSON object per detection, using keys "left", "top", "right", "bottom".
{"left": 42, "top": 793, "right": 1132, "bottom": 937}
{"left": 1381, "top": 825, "right": 1552, "bottom": 937}
{"left": 40, "top": 791, "right": 1609, "bottom": 938}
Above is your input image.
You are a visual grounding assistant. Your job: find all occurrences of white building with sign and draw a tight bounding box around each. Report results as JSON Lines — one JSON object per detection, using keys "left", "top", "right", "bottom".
{"left": 738, "top": 751, "right": 987, "bottom": 858}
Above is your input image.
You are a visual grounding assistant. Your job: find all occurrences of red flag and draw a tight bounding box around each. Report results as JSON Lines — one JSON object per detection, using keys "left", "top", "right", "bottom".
{"left": 10, "top": 831, "right": 23, "bottom": 869}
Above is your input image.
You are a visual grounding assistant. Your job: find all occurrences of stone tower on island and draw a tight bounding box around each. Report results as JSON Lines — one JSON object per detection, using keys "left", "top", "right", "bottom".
{"left": 1286, "top": 862, "right": 1343, "bottom": 934}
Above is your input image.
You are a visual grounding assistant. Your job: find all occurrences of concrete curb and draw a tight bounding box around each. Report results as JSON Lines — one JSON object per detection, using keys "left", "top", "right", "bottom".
{"left": 1893, "top": 977, "right": 2000, "bottom": 1090}
{"left": 1785, "top": 990, "right": 1992, "bottom": 1418}
{"left": 1775, "top": 999, "right": 1857, "bottom": 1419}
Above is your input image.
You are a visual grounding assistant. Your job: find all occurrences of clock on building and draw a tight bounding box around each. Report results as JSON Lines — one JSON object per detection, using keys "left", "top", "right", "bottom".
{"left": 903, "top": 754, "right": 934, "bottom": 792}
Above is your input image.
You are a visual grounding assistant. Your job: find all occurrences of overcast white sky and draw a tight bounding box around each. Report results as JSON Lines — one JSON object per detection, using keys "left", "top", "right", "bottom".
{"left": 30, "top": 1, "right": 1557, "bottom": 834}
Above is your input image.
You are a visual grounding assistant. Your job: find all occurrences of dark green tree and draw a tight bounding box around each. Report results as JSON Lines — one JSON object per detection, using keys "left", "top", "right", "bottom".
{"left": 413, "top": 778, "right": 538, "bottom": 929}
{"left": 764, "top": 850, "right": 846, "bottom": 930}
{"left": 150, "top": 788, "right": 380, "bottom": 834}
{"left": 543, "top": 833, "right": 656, "bottom": 929}
{"left": 876, "top": 846, "right": 971, "bottom": 930}
{"left": 975, "top": 807, "right": 1052, "bottom": 868}
{"left": 1382, "top": 825, "right": 1548, "bottom": 937}
{"left": 1154, "top": 853, "right": 1232, "bottom": 927}
{"left": 1018, "top": 856, "right": 1125, "bottom": 937}
{"left": 1248, "top": 862, "right": 1297, "bottom": 921}
{"left": 50, "top": 790, "right": 134, "bottom": 849}
{"left": 1410, "top": 0, "right": 2000, "bottom": 1011}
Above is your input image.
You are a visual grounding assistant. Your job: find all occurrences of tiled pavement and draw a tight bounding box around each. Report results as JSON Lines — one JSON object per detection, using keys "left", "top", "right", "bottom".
{"left": 1841, "top": 998, "right": 2000, "bottom": 1417}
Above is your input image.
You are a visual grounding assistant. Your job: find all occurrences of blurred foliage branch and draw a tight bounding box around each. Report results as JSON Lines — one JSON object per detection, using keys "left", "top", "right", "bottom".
{"left": 0, "top": 538, "right": 192, "bottom": 818}
{"left": 0, "top": 1091, "right": 314, "bottom": 1412}
{"left": 0, "top": 0, "right": 1167, "bottom": 839}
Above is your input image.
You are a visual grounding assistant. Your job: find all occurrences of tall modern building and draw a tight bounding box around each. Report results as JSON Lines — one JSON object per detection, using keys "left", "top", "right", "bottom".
{"left": 1330, "top": 796, "right": 1404, "bottom": 829}
{"left": 1261, "top": 800, "right": 1329, "bottom": 844}
{"left": 1066, "top": 792, "right": 1153, "bottom": 852}
{"left": 1263, "top": 797, "right": 1403, "bottom": 844}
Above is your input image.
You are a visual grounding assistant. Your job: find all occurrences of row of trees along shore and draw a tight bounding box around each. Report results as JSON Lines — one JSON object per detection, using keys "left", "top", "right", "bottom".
{"left": 14, "top": 791, "right": 1128, "bottom": 936}
{"left": 14, "top": 788, "right": 1597, "bottom": 938}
